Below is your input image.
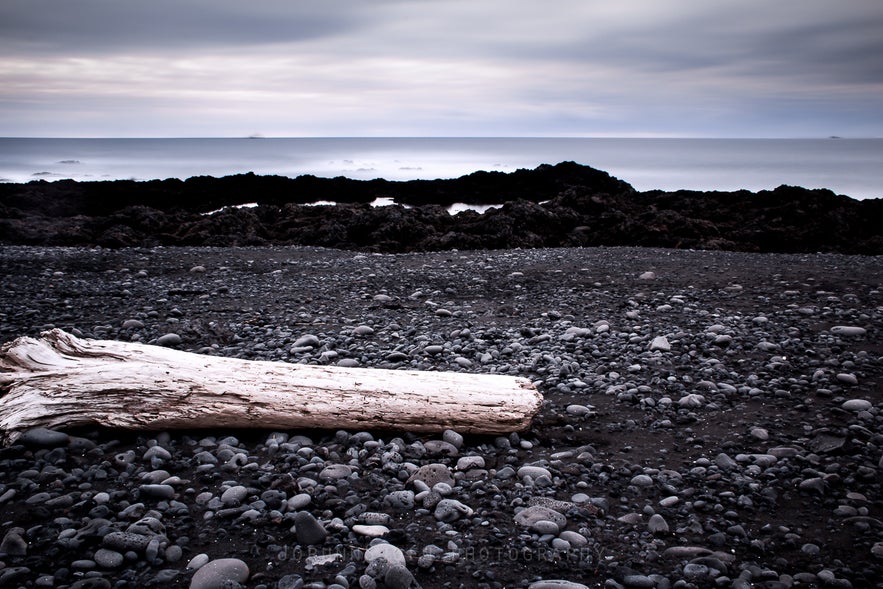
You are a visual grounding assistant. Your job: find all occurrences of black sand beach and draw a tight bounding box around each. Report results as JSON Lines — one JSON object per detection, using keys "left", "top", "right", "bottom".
{"left": 1, "top": 244, "right": 881, "bottom": 588}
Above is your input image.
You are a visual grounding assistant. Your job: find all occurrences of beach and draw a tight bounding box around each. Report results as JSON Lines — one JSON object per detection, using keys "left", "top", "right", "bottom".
{"left": 1, "top": 244, "right": 881, "bottom": 588}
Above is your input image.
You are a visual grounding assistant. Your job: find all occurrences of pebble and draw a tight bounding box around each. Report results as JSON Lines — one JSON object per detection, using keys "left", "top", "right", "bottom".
{"left": 156, "top": 333, "right": 182, "bottom": 346}
{"left": 528, "top": 581, "right": 590, "bottom": 589}
{"left": 364, "top": 543, "right": 407, "bottom": 568}
{"left": 518, "top": 465, "right": 552, "bottom": 480}
{"left": 18, "top": 427, "right": 70, "bottom": 447}
{"left": 836, "top": 373, "right": 858, "bottom": 385}
{"left": 293, "top": 511, "right": 328, "bottom": 545}
{"left": 352, "top": 524, "right": 390, "bottom": 538}
{"left": 842, "top": 399, "right": 872, "bottom": 412}
{"left": 221, "top": 485, "right": 248, "bottom": 505}
{"left": 648, "top": 513, "right": 670, "bottom": 534}
{"left": 514, "top": 505, "right": 567, "bottom": 528}
{"left": 409, "top": 464, "right": 454, "bottom": 487}
{"left": 93, "top": 548, "right": 124, "bottom": 568}
{"left": 189, "top": 558, "right": 249, "bottom": 589}
{"left": 319, "top": 464, "right": 353, "bottom": 480}
{"left": 434, "top": 499, "right": 473, "bottom": 522}
{"left": 831, "top": 325, "right": 867, "bottom": 336}
{"left": 384, "top": 564, "right": 416, "bottom": 589}
{"left": 649, "top": 335, "right": 671, "bottom": 351}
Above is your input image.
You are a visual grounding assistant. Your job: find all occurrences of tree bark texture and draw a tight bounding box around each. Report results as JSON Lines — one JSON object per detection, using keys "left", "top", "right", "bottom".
{"left": 0, "top": 329, "right": 543, "bottom": 445}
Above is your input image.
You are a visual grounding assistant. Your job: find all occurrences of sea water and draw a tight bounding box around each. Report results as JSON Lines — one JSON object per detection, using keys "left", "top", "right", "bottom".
{"left": 0, "top": 137, "right": 880, "bottom": 200}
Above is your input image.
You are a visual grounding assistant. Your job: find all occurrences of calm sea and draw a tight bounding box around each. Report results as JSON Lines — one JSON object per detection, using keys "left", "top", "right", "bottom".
{"left": 0, "top": 137, "right": 880, "bottom": 200}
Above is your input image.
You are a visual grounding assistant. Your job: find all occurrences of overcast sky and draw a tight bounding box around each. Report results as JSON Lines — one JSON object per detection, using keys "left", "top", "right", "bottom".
{"left": 1, "top": 0, "right": 881, "bottom": 138}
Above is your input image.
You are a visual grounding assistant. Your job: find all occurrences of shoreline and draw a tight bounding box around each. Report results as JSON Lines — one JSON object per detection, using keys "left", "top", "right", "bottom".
{"left": 1, "top": 162, "right": 881, "bottom": 255}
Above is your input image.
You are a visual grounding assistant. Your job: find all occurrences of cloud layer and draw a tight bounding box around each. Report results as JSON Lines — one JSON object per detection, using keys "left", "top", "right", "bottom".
{"left": 1, "top": 0, "right": 881, "bottom": 137}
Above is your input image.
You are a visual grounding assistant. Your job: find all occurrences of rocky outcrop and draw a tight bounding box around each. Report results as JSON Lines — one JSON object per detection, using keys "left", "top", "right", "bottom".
{"left": 1, "top": 162, "right": 880, "bottom": 254}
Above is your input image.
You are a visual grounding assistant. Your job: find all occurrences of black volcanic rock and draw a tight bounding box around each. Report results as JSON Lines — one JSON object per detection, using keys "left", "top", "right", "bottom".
{"left": 1, "top": 162, "right": 880, "bottom": 254}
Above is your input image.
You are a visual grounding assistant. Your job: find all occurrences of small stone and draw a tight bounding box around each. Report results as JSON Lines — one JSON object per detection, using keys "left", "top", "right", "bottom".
{"left": 188, "top": 558, "right": 249, "bottom": 589}
{"left": 836, "top": 373, "right": 858, "bottom": 385}
{"left": 140, "top": 484, "right": 175, "bottom": 500}
{"left": 456, "top": 456, "right": 485, "bottom": 470}
{"left": 630, "top": 474, "right": 653, "bottom": 487}
{"left": 434, "top": 499, "right": 473, "bottom": 522}
{"left": 842, "top": 399, "right": 872, "bottom": 412}
{"left": 18, "top": 427, "right": 70, "bottom": 448}
{"left": 319, "top": 464, "right": 353, "bottom": 480}
{"left": 93, "top": 548, "right": 124, "bottom": 568}
{"left": 352, "top": 525, "right": 390, "bottom": 538}
{"left": 531, "top": 520, "right": 560, "bottom": 535}
{"left": 293, "top": 511, "right": 327, "bottom": 545}
{"left": 0, "top": 528, "right": 27, "bottom": 556}
{"left": 156, "top": 333, "right": 182, "bottom": 347}
{"left": 408, "top": 463, "right": 454, "bottom": 487}
{"left": 518, "top": 465, "right": 552, "bottom": 480}
{"left": 353, "top": 325, "right": 374, "bottom": 336}
{"left": 831, "top": 326, "right": 866, "bottom": 337}
{"left": 292, "top": 334, "right": 321, "bottom": 348}
{"left": 423, "top": 440, "right": 459, "bottom": 456}
{"left": 678, "top": 394, "right": 706, "bottom": 408}
{"left": 565, "top": 404, "right": 594, "bottom": 416}
{"left": 528, "top": 582, "right": 590, "bottom": 589}
{"left": 650, "top": 336, "right": 671, "bottom": 352}
{"left": 221, "top": 485, "right": 248, "bottom": 506}
{"left": 622, "top": 575, "right": 656, "bottom": 589}
{"left": 514, "top": 505, "right": 567, "bottom": 528}
{"left": 364, "top": 543, "right": 406, "bottom": 568}
{"left": 442, "top": 429, "right": 464, "bottom": 448}
{"left": 384, "top": 564, "right": 416, "bottom": 589}
{"left": 648, "top": 514, "right": 670, "bottom": 534}
{"left": 750, "top": 427, "right": 769, "bottom": 441}
{"left": 186, "top": 553, "right": 211, "bottom": 570}
{"left": 638, "top": 271, "right": 656, "bottom": 280}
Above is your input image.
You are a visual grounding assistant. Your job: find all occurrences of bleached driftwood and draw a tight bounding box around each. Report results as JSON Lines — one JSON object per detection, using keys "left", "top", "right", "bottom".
{"left": 0, "top": 329, "right": 542, "bottom": 445}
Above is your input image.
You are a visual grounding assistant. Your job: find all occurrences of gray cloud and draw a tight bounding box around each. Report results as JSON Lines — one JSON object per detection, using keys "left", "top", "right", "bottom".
{"left": 0, "top": 0, "right": 881, "bottom": 137}
{"left": 0, "top": 0, "right": 367, "bottom": 54}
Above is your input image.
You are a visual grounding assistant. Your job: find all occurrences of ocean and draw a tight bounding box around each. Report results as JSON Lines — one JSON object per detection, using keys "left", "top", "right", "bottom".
{"left": 0, "top": 137, "right": 880, "bottom": 200}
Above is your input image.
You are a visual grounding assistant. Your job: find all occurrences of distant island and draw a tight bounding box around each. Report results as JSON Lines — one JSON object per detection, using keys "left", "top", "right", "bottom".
{"left": 1, "top": 162, "right": 880, "bottom": 254}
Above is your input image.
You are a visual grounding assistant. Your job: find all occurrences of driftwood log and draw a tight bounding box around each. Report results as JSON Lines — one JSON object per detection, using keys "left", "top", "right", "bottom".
{"left": 0, "top": 329, "right": 543, "bottom": 445}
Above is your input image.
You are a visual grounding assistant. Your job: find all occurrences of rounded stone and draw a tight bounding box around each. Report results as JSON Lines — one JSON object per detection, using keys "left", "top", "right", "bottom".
{"left": 189, "top": 558, "right": 249, "bottom": 589}
{"left": 18, "top": 428, "right": 70, "bottom": 448}
{"left": 156, "top": 333, "right": 182, "bottom": 347}
{"left": 408, "top": 464, "right": 454, "bottom": 488}
{"left": 221, "top": 485, "right": 248, "bottom": 506}
{"left": 293, "top": 511, "right": 327, "bottom": 545}
{"left": 518, "top": 465, "right": 552, "bottom": 480}
{"left": 434, "top": 499, "right": 473, "bottom": 522}
{"left": 528, "top": 582, "right": 590, "bottom": 589}
{"left": 364, "top": 543, "right": 406, "bottom": 568}
{"left": 842, "top": 399, "right": 872, "bottom": 412}
{"left": 319, "top": 464, "right": 353, "bottom": 480}
{"left": 514, "top": 505, "right": 567, "bottom": 528}
{"left": 93, "top": 548, "right": 124, "bottom": 568}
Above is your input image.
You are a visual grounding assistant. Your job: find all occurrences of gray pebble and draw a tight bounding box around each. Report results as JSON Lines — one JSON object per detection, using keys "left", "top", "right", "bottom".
{"left": 384, "top": 564, "right": 416, "bottom": 589}
{"left": 93, "top": 548, "right": 124, "bottom": 568}
{"left": 293, "top": 511, "right": 327, "bottom": 545}
{"left": 514, "top": 505, "right": 567, "bottom": 528}
{"left": 189, "top": 558, "right": 249, "bottom": 589}
{"left": 18, "top": 427, "right": 70, "bottom": 447}
{"left": 221, "top": 485, "right": 248, "bottom": 506}
{"left": 156, "top": 333, "right": 182, "bottom": 346}
{"left": 434, "top": 498, "right": 473, "bottom": 522}
{"left": 364, "top": 543, "right": 406, "bottom": 568}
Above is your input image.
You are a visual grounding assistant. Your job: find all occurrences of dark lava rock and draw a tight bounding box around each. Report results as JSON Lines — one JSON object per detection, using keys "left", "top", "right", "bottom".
{"left": 2, "top": 162, "right": 880, "bottom": 253}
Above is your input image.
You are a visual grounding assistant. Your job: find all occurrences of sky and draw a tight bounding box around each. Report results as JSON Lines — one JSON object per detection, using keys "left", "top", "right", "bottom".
{"left": 1, "top": 0, "right": 881, "bottom": 138}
